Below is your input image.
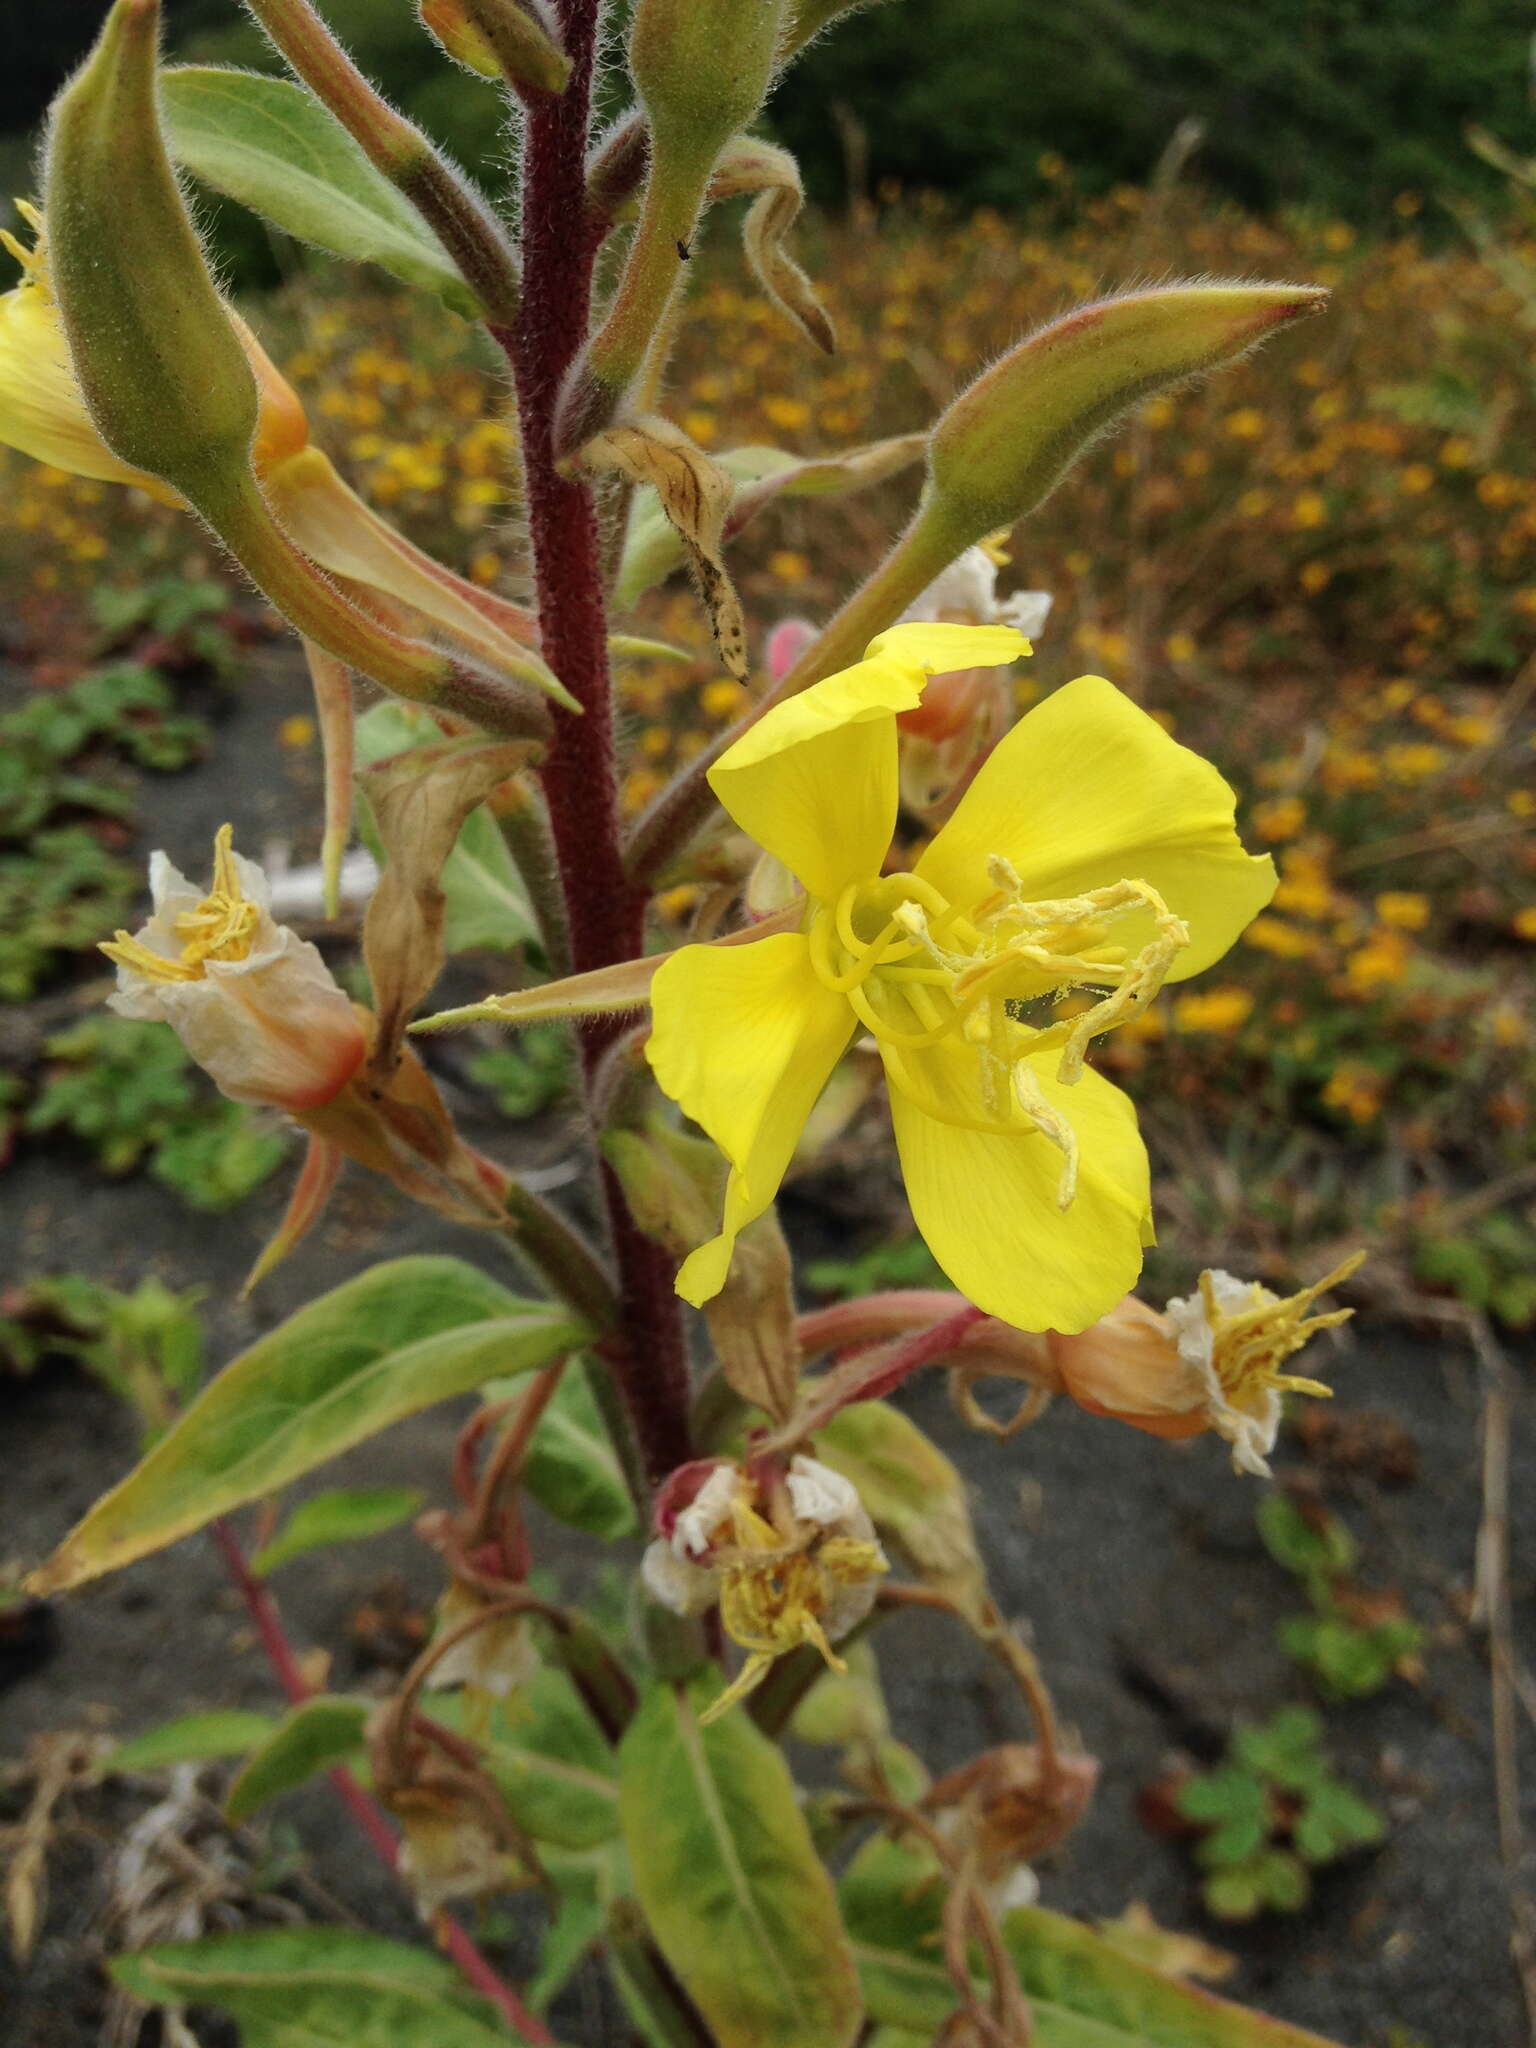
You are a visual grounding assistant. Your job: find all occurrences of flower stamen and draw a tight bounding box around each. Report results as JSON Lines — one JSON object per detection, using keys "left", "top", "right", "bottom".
{"left": 101, "top": 823, "right": 261, "bottom": 984}
{"left": 1203, "top": 1251, "right": 1366, "bottom": 1405}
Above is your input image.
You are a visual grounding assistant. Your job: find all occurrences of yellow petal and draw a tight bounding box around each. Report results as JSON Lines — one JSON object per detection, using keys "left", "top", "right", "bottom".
{"left": 645, "top": 933, "right": 854, "bottom": 1303}
{"left": 918, "top": 675, "right": 1276, "bottom": 980}
{"left": 865, "top": 619, "right": 1029, "bottom": 672}
{"left": 708, "top": 623, "right": 1026, "bottom": 899}
{"left": 886, "top": 1033, "right": 1150, "bottom": 1334}
{"left": 0, "top": 282, "right": 177, "bottom": 499}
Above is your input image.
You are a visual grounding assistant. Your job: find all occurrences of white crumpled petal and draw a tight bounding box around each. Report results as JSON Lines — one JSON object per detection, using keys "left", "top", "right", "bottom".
{"left": 785, "top": 1454, "right": 862, "bottom": 1529}
{"left": 108, "top": 845, "right": 365, "bottom": 1111}
{"left": 641, "top": 1537, "right": 721, "bottom": 1616}
{"left": 900, "top": 544, "right": 1052, "bottom": 644}
{"left": 1164, "top": 1271, "right": 1283, "bottom": 1478}
{"left": 672, "top": 1462, "right": 744, "bottom": 1557}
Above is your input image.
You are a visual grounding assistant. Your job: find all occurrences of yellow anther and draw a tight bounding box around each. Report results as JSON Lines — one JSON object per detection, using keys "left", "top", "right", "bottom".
{"left": 1202, "top": 1252, "right": 1366, "bottom": 1405}
{"left": 100, "top": 824, "right": 260, "bottom": 985}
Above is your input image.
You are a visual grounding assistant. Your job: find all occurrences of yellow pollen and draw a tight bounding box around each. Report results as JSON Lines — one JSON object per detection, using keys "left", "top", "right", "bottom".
{"left": 1203, "top": 1251, "right": 1366, "bottom": 1405}
{"left": 812, "top": 864, "right": 1189, "bottom": 1207}
{"left": 100, "top": 824, "right": 261, "bottom": 985}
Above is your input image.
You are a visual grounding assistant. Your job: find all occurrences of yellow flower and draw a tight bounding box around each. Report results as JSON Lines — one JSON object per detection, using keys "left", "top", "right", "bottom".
{"left": 1375, "top": 891, "right": 1429, "bottom": 931}
{"left": 1172, "top": 986, "right": 1254, "bottom": 1035}
{"left": 645, "top": 624, "right": 1276, "bottom": 1333}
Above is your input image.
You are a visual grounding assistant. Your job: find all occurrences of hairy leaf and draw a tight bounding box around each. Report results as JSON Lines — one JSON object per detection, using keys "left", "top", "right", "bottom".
{"left": 514, "top": 1359, "right": 638, "bottom": 1541}
{"left": 814, "top": 1398, "right": 986, "bottom": 1618}
{"left": 432, "top": 1667, "right": 621, "bottom": 1851}
{"left": 356, "top": 702, "right": 535, "bottom": 958}
{"left": 160, "top": 68, "right": 477, "bottom": 312}
{"left": 29, "top": 1258, "right": 584, "bottom": 1594}
{"left": 619, "top": 1679, "right": 862, "bottom": 2048}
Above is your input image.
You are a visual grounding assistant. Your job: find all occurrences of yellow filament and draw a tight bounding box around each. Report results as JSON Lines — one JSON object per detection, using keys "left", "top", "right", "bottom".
{"left": 100, "top": 824, "right": 260, "bottom": 985}
{"left": 1203, "top": 1252, "right": 1366, "bottom": 1404}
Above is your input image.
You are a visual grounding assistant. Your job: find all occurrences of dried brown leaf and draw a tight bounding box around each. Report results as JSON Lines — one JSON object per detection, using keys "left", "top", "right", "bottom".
{"left": 360, "top": 738, "right": 539, "bottom": 1072}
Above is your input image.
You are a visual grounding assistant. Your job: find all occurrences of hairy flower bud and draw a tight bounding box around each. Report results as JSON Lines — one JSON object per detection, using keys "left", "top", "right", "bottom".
{"left": 630, "top": 0, "right": 787, "bottom": 164}
{"left": 424, "top": 0, "right": 572, "bottom": 94}
{"left": 924, "top": 284, "right": 1327, "bottom": 552}
{"left": 44, "top": 0, "right": 259, "bottom": 498}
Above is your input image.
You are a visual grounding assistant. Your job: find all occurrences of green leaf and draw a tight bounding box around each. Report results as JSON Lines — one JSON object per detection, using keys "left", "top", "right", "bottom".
{"left": 355, "top": 703, "right": 535, "bottom": 954}
{"left": 845, "top": 1841, "right": 1346, "bottom": 2042}
{"left": 102, "top": 1708, "right": 276, "bottom": 1776}
{"left": 432, "top": 1667, "right": 621, "bottom": 1851}
{"left": 1176, "top": 1766, "right": 1268, "bottom": 1827}
{"left": 1255, "top": 1491, "right": 1356, "bottom": 1585}
{"left": 512, "top": 1358, "right": 638, "bottom": 1541}
{"left": 1232, "top": 1707, "right": 1326, "bottom": 1788}
{"left": 619, "top": 1678, "right": 863, "bottom": 2048}
{"left": 528, "top": 1887, "right": 606, "bottom": 2012}
{"left": 814, "top": 1398, "right": 985, "bottom": 1617}
{"left": 251, "top": 1486, "right": 426, "bottom": 1577}
{"left": 30, "top": 1258, "right": 586, "bottom": 1594}
{"left": 160, "top": 69, "right": 479, "bottom": 313}
{"left": 1006, "top": 1905, "right": 1347, "bottom": 2043}
{"left": 1293, "top": 1783, "right": 1384, "bottom": 1863}
{"left": 840, "top": 1835, "right": 955, "bottom": 2034}
{"left": 109, "top": 1926, "right": 546, "bottom": 2046}
{"left": 224, "top": 1697, "right": 370, "bottom": 1824}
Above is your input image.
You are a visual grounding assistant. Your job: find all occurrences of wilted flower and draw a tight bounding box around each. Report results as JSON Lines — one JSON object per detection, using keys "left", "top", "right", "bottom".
{"left": 642, "top": 1454, "right": 888, "bottom": 1720}
{"left": 925, "top": 1740, "right": 1098, "bottom": 1911}
{"left": 0, "top": 202, "right": 542, "bottom": 685}
{"left": 1053, "top": 1253, "right": 1364, "bottom": 1475}
{"left": 425, "top": 1581, "right": 540, "bottom": 1700}
{"left": 896, "top": 544, "right": 1053, "bottom": 818}
{"left": 102, "top": 825, "right": 366, "bottom": 1112}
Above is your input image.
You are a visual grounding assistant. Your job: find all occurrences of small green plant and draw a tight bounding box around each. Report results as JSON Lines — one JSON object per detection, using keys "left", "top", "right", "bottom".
{"left": 26, "top": 1016, "right": 288, "bottom": 1209}
{"left": 0, "top": 829, "right": 140, "bottom": 999}
{"left": 466, "top": 1024, "right": 572, "bottom": 1119}
{"left": 0, "top": 1274, "right": 203, "bottom": 1435}
{"left": 91, "top": 574, "right": 244, "bottom": 675}
{"left": 804, "top": 1234, "right": 945, "bottom": 1299}
{"left": 1174, "top": 1706, "right": 1384, "bottom": 1920}
{"left": 1258, "top": 1490, "right": 1424, "bottom": 1700}
{"left": 1414, "top": 1212, "right": 1536, "bottom": 1331}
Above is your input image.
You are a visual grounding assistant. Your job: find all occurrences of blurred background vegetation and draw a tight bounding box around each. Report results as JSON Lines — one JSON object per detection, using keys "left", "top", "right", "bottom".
{"left": 4, "top": 0, "right": 1535, "bottom": 256}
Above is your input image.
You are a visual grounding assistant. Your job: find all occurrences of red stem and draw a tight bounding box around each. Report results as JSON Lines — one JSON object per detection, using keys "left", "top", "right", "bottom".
{"left": 496, "top": 0, "right": 691, "bottom": 1486}
{"left": 210, "top": 1518, "right": 554, "bottom": 2045}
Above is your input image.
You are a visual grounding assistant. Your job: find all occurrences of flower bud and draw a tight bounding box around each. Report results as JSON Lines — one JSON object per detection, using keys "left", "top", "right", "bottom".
{"left": 642, "top": 1454, "right": 888, "bottom": 1720}
{"left": 102, "top": 826, "right": 367, "bottom": 1112}
{"left": 44, "top": 0, "right": 261, "bottom": 501}
{"left": 924, "top": 284, "right": 1327, "bottom": 553}
{"left": 424, "top": 0, "right": 572, "bottom": 95}
{"left": 630, "top": 0, "right": 788, "bottom": 165}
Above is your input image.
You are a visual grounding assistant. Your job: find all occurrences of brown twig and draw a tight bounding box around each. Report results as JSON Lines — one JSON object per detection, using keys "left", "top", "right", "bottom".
{"left": 1465, "top": 1316, "right": 1536, "bottom": 2044}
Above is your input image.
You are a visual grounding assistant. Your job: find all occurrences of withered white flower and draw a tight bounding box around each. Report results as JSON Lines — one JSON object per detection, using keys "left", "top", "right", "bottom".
{"left": 102, "top": 825, "right": 366, "bottom": 1112}
{"left": 642, "top": 1454, "right": 888, "bottom": 1719}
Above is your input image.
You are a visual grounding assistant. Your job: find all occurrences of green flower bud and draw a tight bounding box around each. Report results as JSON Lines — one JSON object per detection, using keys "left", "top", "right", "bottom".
{"left": 925, "top": 282, "right": 1327, "bottom": 546}
{"left": 425, "top": 0, "right": 572, "bottom": 95}
{"left": 630, "top": 0, "right": 788, "bottom": 164}
{"left": 44, "top": 0, "right": 259, "bottom": 498}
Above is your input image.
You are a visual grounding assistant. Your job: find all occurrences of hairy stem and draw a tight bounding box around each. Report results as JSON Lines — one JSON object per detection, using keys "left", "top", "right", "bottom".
{"left": 499, "top": 0, "right": 692, "bottom": 1487}
{"left": 209, "top": 1518, "right": 553, "bottom": 2044}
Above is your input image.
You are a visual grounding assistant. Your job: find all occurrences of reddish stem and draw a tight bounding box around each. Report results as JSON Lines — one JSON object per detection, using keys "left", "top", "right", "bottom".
{"left": 496, "top": 0, "right": 690, "bottom": 1486}
{"left": 210, "top": 1518, "right": 554, "bottom": 2045}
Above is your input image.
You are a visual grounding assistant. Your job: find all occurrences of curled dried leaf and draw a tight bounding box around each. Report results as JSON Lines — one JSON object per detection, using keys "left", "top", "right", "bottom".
{"left": 710, "top": 135, "right": 834, "bottom": 353}
{"left": 583, "top": 416, "right": 747, "bottom": 678}
{"left": 360, "top": 737, "right": 540, "bottom": 1072}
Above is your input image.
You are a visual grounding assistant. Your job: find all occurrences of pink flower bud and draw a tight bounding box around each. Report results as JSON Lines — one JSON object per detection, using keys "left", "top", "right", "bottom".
{"left": 765, "top": 616, "right": 817, "bottom": 684}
